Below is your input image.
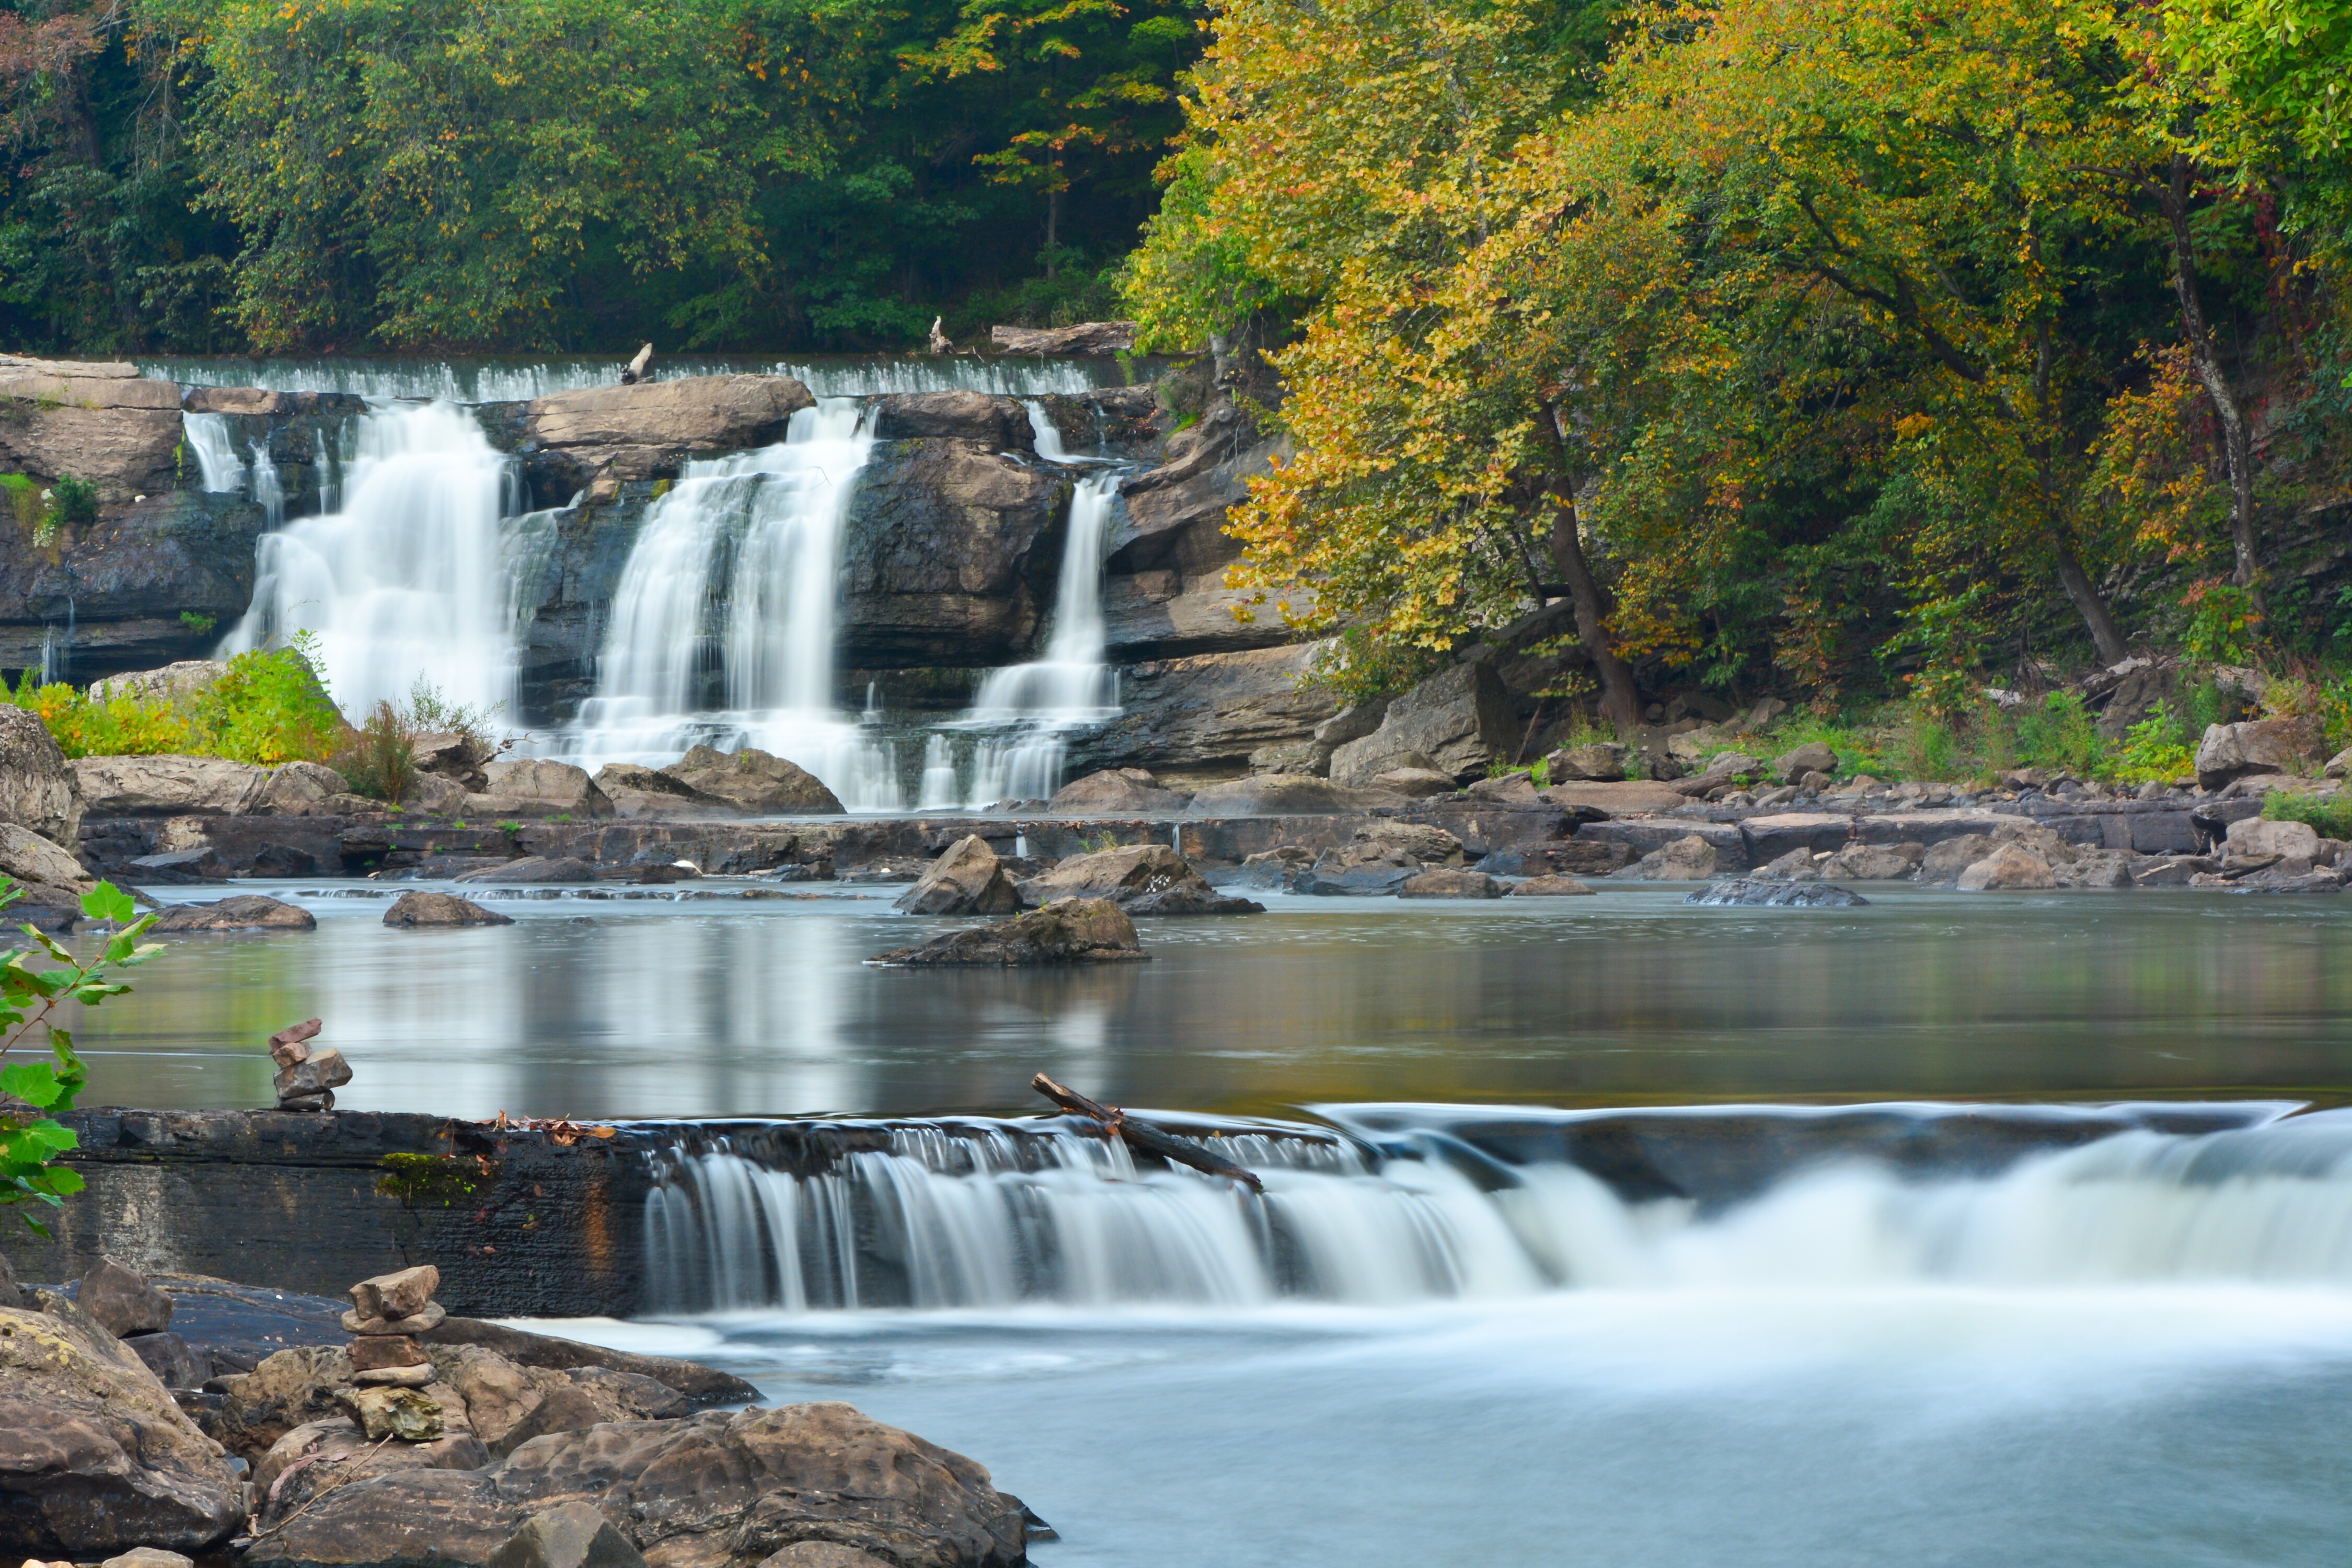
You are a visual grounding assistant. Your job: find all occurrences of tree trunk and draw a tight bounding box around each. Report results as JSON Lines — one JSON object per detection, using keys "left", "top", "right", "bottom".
{"left": 1548, "top": 501, "right": 1643, "bottom": 736}
{"left": 2053, "top": 539, "right": 2129, "bottom": 666}
{"left": 2158, "top": 152, "right": 2265, "bottom": 615}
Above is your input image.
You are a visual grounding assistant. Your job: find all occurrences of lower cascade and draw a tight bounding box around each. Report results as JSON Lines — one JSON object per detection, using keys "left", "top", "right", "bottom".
{"left": 640, "top": 1108, "right": 2352, "bottom": 1314}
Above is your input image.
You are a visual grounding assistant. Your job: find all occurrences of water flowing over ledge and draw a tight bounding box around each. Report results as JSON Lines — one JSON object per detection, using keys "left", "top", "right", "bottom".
{"left": 142, "top": 353, "right": 1124, "bottom": 401}
{"left": 638, "top": 1101, "right": 2352, "bottom": 1315}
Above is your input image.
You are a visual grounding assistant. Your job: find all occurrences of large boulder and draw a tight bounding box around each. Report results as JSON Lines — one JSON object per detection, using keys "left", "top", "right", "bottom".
{"left": 1398, "top": 869, "right": 1506, "bottom": 899}
{"left": 88, "top": 660, "right": 230, "bottom": 706}
{"left": 894, "top": 835, "right": 1022, "bottom": 915}
{"left": 592, "top": 764, "right": 733, "bottom": 820}
{"left": 869, "top": 391, "right": 1034, "bottom": 448}
{"left": 1815, "top": 842, "right": 1924, "bottom": 881}
{"left": 255, "top": 761, "right": 360, "bottom": 816}
{"left": 411, "top": 732, "right": 492, "bottom": 792}
{"left": 1064, "top": 643, "right": 1344, "bottom": 779}
{"left": 1545, "top": 743, "right": 1627, "bottom": 782}
{"left": 1183, "top": 775, "right": 1405, "bottom": 815}
{"left": 384, "top": 892, "right": 514, "bottom": 928}
{"left": 1294, "top": 821, "right": 1466, "bottom": 896}
{"left": 1046, "top": 767, "right": 1191, "bottom": 814}
{"left": 0, "top": 1296, "right": 245, "bottom": 1557}
{"left": 515, "top": 376, "right": 815, "bottom": 501}
{"left": 1021, "top": 844, "right": 1262, "bottom": 914}
{"left": 0, "top": 820, "right": 92, "bottom": 893}
{"left": 2224, "top": 816, "right": 2323, "bottom": 864}
{"left": 0, "top": 704, "right": 82, "bottom": 844}
{"left": 2194, "top": 718, "right": 2321, "bottom": 790}
{"left": 1774, "top": 742, "right": 1838, "bottom": 785}
{"left": 1509, "top": 873, "right": 1596, "bottom": 897}
{"left": 242, "top": 1403, "right": 1029, "bottom": 1568}
{"left": 149, "top": 894, "right": 316, "bottom": 933}
{"left": 1540, "top": 780, "right": 1687, "bottom": 814}
{"left": 455, "top": 856, "right": 601, "bottom": 885}
{"left": 1955, "top": 843, "right": 2056, "bottom": 891}
{"left": 872, "top": 897, "right": 1146, "bottom": 965}
{"left": 72, "top": 754, "right": 268, "bottom": 816}
{"left": 1614, "top": 835, "right": 1719, "bottom": 880}
{"left": 1916, "top": 834, "right": 1996, "bottom": 885}
{"left": 475, "top": 759, "right": 615, "bottom": 820}
{"left": 78, "top": 1258, "right": 175, "bottom": 1337}
{"left": 1369, "top": 766, "right": 1457, "bottom": 798}
{"left": 661, "top": 746, "right": 844, "bottom": 815}
{"left": 1328, "top": 662, "right": 1522, "bottom": 785}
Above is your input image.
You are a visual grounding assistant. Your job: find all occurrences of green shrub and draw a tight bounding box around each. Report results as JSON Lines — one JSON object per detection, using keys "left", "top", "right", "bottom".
{"left": 2013, "top": 691, "right": 2105, "bottom": 777}
{"left": 335, "top": 700, "right": 420, "bottom": 802}
{"left": 1529, "top": 757, "right": 1550, "bottom": 789}
{"left": 6, "top": 670, "right": 192, "bottom": 757}
{"left": 2261, "top": 791, "right": 2352, "bottom": 840}
{"left": 2113, "top": 702, "right": 2196, "bottom": 785}
{"left": 49, "top": 474, "right": 98, "bottom": 527}
{"left": 1893, "top": 706, "right": 1959, "bottom": 780}
{"left": 189, "top": 635, "right": 346, "bottom": 764}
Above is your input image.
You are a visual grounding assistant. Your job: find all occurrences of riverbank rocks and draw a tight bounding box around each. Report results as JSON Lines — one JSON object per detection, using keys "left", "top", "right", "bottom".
{"left": 872, "top": 897, "right": 1147, "bottom": 965}
{"left": 1369, "top": 765, "right": 1457, "bottom": 798}
{"left": 1773, "top": 742, "right": 1838, "bottom": 785}
{"left": 484, "top": 1502, "right": 648, "bottom": 1568}
{"left": 1689, "top": 880, "right": 1869, "bottom": 908}
{"left": 664, "top": 745, "right": 846, "bottom": 815}
{"left": 271, "top": 1018, "right": 350, "bottom": 1111}
{"left": 1329, "top": 662, "right": 1521, "bottom": 786}
{"left": 1046, "top": 767, "right": 1191, "bottom": 814}
{"left": 1916, "top": 834, "right": 1997, "bottom": 884}
{"left": 72, "top": 753, "right": 269, "bottom": 816}
{"left": 384, "top": 892, "right": 514, "bottom": 927}
{"left": 517, "top": 375, "right": 815, "bottom": 498}
{"left": 1182, "top": 775, "right": 1405, "bottom": 814}
{"left": 241, "top": 1402, "right": 1030, "bottom": 1568}
{"left": 870, "top": 389, "right": 1035, "bottom": 448}
{"left": 88, "top": 660, "right": 229, "bottom": 706}
{"left": 592, "top": 764, "right": 728, "bottom": 818}
{"left": 1817, "top": 842, "right": 1926, "bottom": 881}
{"left": 1295, "top": 821, "right": 1467, "bottom": 896}
{"left": 1510, "top": 874, "right": 1596, "bottom": 896}
{"left": 150, "top": 894, "right": 317, "bottom": 933}
{"left": 1955, "top": 843, "right": 2056, "bottom": 891}
{"left": 0, "top": 819, "right": 92, "bottom": 892}
{"left": 2224, "top": 816, "right": 2323, "bottom": 866}
{"left": 895, "top": 835, "right": 1021, "bottom": 915}
{"left": 2195, "top": 717, "right": 2321, "bottom": 790}
{"left": 0, "top": 705, "right": 82, "bottom": 845}
{"left": 0, "top": 358, "right": 184, "bottom": 503}
{"left": 0, "top": 1289, "right": 244, "bottom": 1558}
{"left": 1022, "top": 843, "right": 1261, "bottom": 914}
{"left": 456, "top": 855, "right": 601, "bottom": 884}
{"left": 1615, "top": 835, "right": 1719, "bottom": 880}
{"left": 258, "top": 760, "right": 365, "bottom": 816}
{"left": 473, "top": 759, "right": 614, "bottom": 820}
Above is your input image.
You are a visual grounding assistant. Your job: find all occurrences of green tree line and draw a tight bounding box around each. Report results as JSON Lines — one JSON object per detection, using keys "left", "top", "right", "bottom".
{"left": 1126, "top": 0, "right": 2352, "bottom": 717}
{"left": 0, "top": 0, "right": 1201, "bottom": 352}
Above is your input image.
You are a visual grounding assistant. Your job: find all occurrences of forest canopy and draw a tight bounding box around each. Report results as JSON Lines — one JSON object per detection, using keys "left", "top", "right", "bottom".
{"left": 0, "top": 0, "right": 1198, "bottom": 351}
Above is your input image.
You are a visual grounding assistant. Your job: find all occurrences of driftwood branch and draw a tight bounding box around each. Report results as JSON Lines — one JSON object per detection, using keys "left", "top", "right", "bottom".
{"left": 1031, "top": 1074, "right": 1264, "bottom": 1193}
{"left": 620, "top": 343, "right": 653, "bottom": 384}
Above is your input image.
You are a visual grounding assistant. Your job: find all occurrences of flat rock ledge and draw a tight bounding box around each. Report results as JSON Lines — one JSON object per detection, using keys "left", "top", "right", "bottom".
{"left": 1688, "top": 879, "right": 1870, "bottom": 908}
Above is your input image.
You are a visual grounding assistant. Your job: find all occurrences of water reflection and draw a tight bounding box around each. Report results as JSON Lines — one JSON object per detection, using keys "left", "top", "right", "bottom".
{"left": 60, "top": 884, "right": 2352, "bottom": 1118}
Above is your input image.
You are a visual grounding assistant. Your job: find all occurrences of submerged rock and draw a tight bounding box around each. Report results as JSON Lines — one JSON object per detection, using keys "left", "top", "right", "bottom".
{"left": 1687, "top": 879, "right": 1870, "bottom": 908}
{"left": 383, "top": 892, "right": 514, "bottom": 928}
{"left": 894, "top": 835, "right": 1022, "bottom": 916}
{"left": 149, "top": 894, "right": 317, "bottom": 932}
{"left": 1022, "top": 843, "right": 1261, "bottom": 914}
{"left": 1397, "top": 869, "right": 1506, "bottom": 899}
{"left": 871, "top": 897, "right": 1147, "bottom": 966}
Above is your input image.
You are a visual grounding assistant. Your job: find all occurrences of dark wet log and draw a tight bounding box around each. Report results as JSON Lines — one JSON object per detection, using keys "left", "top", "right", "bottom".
{"left": 1030, "top": 1073, "right": 1264, "bottom": 1192}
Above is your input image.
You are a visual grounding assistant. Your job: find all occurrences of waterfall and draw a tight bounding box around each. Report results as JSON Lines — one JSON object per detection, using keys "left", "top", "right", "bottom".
{"left": 143, "top": 355, "right": 1110, "bottom": 402}
{"left": 641, "top": 1111, "right": 2352, "bottom": 1315}
{"left": 220, "top": 400, "right": 520, "bottom": 717}
{"left": 182, "top": 413, "right": 245, "bottom": 492}
{"left": 567, "top": 400, "right": 901, "bottom": 806}
{"left": 249, "top": 439, "right": 284, "bottom": 528}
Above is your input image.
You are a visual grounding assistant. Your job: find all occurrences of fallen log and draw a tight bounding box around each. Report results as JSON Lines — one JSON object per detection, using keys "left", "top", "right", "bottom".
{"left": 1030, "top": 1073, "right": 1264, "bottom": 1193}
{"left": 619, "top": 342, "right": 653, "bottom": 384}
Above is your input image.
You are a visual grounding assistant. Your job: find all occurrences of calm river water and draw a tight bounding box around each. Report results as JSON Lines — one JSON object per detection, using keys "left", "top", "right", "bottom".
{"left": 63, "top": 879, "right": 2352, "bottom": 1566}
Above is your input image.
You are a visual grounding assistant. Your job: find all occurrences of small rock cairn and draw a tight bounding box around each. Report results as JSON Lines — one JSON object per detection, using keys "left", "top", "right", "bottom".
{"left": 342, "top": 1263, "right": 443, "bottom": 1387}
{"left": 270, "top": 1017, "right": 350, "bottom": 1111}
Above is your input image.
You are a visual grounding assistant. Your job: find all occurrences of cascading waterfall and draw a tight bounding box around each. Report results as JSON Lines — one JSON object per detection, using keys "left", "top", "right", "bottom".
{"left": 249, "top": 439, "right": 284, "bottom": 528}
{"left": 144, "top": 355, "right": 1110, "bottom": 402}
{"left": 182, "top": 413, "right": 246, "bottom": 493}
{"left": 566, "top": 400, "right": 901, "bottom": 805}
{"left": 640, "top": 1110, "right": 2352, "bottom": 1315}
{"left": 220, "top": 401, "right": 521, "bottom": 717}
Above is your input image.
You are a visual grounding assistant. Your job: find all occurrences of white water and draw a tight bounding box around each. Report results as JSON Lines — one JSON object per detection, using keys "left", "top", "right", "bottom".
{"left": 143, "top": 355, "right": 1105, "bottom": 402}
{"left": 220, "top": 401, "right": 520, "bottom": 717}
{"left": 249, "top": 439, "right": 284, "bottom": 528}
{"left": 182, "top": 412, "right": 246, "bottom": 492}
{"left": 564, "top": 400, "right": 902, "bottom": 805}
{"left": 641, "top": 1111, "right": 2352, "bottom": 1313}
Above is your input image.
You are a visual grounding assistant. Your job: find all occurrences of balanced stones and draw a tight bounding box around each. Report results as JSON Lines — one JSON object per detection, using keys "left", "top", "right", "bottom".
{"left": 269, "top": 1017, "right": 351, "bottom": 1112}
{"left": 343, "top": 1265, "right": 443, "bottom": 1385}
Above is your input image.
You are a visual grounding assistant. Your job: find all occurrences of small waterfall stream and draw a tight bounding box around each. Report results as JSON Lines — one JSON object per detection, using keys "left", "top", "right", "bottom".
{"left": 641, "top": 1109, "right": 2352, "bottom": 1315}
{"left": 182, "top": 412, "right": 246, "bottom": 492}
{"left": 220, "top": 400, "right": 521, "bottom": 716}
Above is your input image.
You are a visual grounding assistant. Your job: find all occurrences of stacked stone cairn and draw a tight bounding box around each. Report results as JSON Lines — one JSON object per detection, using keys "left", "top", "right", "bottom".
{"left": 269, "top": 1017, "right": 350, "bottom": 1111}
{"left": 336, "top": 1264, "right": 446, "bottom": 1439}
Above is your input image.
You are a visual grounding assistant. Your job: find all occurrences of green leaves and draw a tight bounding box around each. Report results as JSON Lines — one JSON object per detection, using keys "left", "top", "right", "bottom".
{"left": 0, "top": 876, "right": 157, "bottom": 1233}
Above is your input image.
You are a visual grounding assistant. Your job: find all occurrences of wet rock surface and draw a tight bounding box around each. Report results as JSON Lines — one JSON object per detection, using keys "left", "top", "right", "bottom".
{"left": 662, "top": 746, "right": 845, "bottom": 816}
{"left": 1687, "top": 879, "right": 1870, "bottom": 908}
{"left": 894, "top": 835, "right": 1022, "bottom": 916}
{"left": 384, "top": 892, "right": 515, "bottom": 927}
{"left": 1021, "top": 843, "right": 1261, "bottom": 914}
{"left": 149, "top": 894, "right": 317, "bottom": 932}
{"left": 0, "top": 705, "right": 82, "bottom": 845}
{"left": 873, "top": 896, "right": 1147, "bottom": 965}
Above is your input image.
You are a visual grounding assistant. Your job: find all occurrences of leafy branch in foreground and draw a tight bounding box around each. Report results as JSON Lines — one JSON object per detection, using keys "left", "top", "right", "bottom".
{"left": 0, "top": 879, "right": 162, "bottom": 1235}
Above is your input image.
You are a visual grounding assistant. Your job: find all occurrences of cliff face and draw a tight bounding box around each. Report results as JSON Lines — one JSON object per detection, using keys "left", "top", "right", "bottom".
{"left": 1, "top": 360, "right": 1335, "bottom": 776}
